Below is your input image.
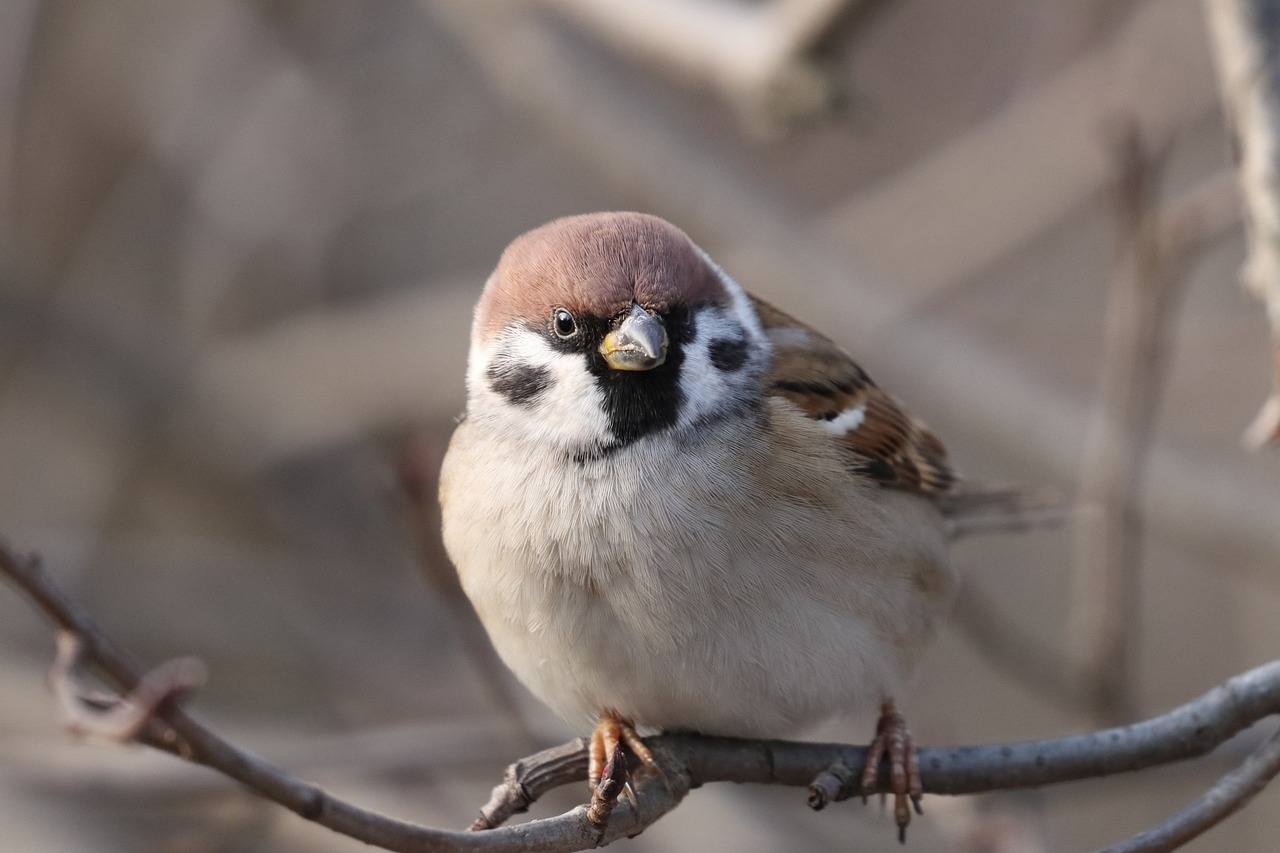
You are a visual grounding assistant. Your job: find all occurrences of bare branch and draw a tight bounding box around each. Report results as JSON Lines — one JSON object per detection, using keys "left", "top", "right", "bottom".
{"left": 1068, "top": 129, "right": 1240, "bottom": 724}
{"left": 470, "top": 738, "right": 589, "bottom": 831}
{"left": 6, "top": 538, "right": 1280, "bottom": 852}
{"left": 1204, "top": 0, "right": 1280, "bottom": 447}
{"left": 1100, "top": 725, "right": 1280, "bottom": 853}
{"left": 0, "top": 538, "right": 675, "bottom": 853}
{"left": 537, "top": 0, "right": 856, "bottom": 130}
{"left": 50, "top": 629, "right": 205, "bottom": 742}
{"left": 1068, "top": 126, "right": 1176, "bottom": 723}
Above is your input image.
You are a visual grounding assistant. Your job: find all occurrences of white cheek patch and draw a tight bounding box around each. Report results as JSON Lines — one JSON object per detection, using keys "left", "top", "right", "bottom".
{"left": 676, "top": 307, "right": 768, "bottom": 430}
{"left": 468, "top": 328, "right": 613, "bottom": 449}
{"left": 821, "top": 403, "right": 867, "bottom": 435}
{"left": 677, "top": 307, "right": 734, "bottom": 428}
{"left": 536, "top": 350, "right": 613, "bottom": 447}
{"left": 674, "top": 254, "right": 773, "bottom": 431}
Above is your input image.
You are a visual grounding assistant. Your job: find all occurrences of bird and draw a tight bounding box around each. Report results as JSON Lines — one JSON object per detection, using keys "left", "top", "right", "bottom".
{"left": 438, "top": 211, "right": 958, "bottom": 837}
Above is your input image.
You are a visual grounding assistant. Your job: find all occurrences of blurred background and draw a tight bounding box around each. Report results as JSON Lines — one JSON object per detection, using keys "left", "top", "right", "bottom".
{"left": 1, "top": 1, "right": 1278, "bottom": 850}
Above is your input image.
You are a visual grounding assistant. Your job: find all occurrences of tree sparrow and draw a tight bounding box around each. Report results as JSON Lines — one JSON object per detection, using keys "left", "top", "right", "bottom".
{"left": 439, "top": 212, "right": 958, "bottom": 836}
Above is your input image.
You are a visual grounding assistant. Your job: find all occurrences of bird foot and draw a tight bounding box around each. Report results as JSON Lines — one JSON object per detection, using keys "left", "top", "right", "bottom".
{"left": 585, "top": 710, "right": 660, "bottom": 826}
{"left": 586, "top": 743, "right": 628, "bottom": 825}
{"left": 860, "top": 701, "right": 923, "bottom": 843}
{"left": 588, "top": 709, "right": 657, "bottom": 786}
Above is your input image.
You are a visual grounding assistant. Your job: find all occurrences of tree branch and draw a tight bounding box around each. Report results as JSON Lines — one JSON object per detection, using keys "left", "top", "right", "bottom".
{"left": 1069, "top": 126, "right": 1183, "bottom": 724}
{"left": 1204, "top": 0, "right": 1280, "bottom": 448}
{"left": 537, "top": 0, "right": 856, "bottom": 131}
{"left": 1100, "top": 726, "right": 1280, "bottom": 853}
{"left": 5, "top": 537, "right": 1280, "bottom": 852}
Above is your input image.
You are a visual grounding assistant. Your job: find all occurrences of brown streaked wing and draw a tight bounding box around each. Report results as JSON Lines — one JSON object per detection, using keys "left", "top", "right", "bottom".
{"left": 751, "top": 296, "right": 956, "bottom": 494}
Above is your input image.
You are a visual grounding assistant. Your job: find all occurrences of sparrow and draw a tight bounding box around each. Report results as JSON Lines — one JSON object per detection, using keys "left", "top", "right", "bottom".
{"left": 439, "top": 212, "right": 958, "bottom": 836}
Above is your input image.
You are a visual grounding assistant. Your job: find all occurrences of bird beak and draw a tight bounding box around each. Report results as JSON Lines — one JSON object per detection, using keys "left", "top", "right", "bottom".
{"left": 599, "top": 304, "right": 668, "bottom": 371}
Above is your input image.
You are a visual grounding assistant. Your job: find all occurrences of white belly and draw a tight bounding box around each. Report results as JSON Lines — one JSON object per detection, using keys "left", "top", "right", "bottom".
{"left": 439, "top": 411, "right": 954, "bottom": 737}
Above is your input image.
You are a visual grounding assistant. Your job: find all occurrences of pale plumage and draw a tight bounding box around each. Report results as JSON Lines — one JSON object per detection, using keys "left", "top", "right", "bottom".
{"left": 439, "top": 211, "right": 958, "bottom": 834}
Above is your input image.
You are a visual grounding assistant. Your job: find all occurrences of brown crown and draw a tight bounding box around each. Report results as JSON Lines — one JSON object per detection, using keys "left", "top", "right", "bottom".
{"left": 475, "top": 212, "right": 726, "bottom": 341}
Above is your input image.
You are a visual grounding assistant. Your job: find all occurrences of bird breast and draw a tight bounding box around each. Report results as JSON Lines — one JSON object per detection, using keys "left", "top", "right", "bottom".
{"left": 438, "top": 399, "right": 955, "bottom": 736}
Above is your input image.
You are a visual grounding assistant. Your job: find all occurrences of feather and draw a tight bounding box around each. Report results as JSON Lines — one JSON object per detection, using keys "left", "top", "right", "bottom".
{"left": 752, "top": 296, "right": 956, "bottom": 494}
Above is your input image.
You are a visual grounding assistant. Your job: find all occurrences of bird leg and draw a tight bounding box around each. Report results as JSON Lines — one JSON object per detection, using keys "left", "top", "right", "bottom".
{"left": 587, "top": 709, "right": 657, "bottom": 787}
{"left": 585, "top": 709, "right": 662, "bottom": 826}
{"left": 860, "top": 700, "right": 923, "bottom": 842}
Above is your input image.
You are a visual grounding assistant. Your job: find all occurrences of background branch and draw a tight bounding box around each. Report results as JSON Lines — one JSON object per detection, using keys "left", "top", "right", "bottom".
{"left": 1069, "top": 128, "right": 1243, "bottom": 724}
{"left": 1068, "top": 127, "right": 1182, "bottom": 724}
{"left": 535, "top": 0, "right": 857, "bottom": 131}
{"left": 1100, "top": 727, "right": 1280, "bottom": 853}
{"left": 5, "top": 538, "right": 1280, "bottom": 853}
{"left": 1204, "top": 0, "right": 1280, "bottom": 448}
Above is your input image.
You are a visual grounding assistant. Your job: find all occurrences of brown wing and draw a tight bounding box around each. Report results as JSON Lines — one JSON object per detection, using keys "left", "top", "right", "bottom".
{"left": 752, "top": 296, "right": 956, "bottom": 494}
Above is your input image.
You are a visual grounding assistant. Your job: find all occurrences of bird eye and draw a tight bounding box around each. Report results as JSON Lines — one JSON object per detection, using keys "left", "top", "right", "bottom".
{"left": 552, "top": 308, "right": 577, "bottom": 338}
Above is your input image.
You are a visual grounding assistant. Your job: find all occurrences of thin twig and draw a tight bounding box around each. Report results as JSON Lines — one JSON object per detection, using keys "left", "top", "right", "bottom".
{"left": 805, "top": 757, "right": 857, "bottom": 810}
{"left": 1099, "top": 725, "right": 1280, "bottom": 853}
{"left": 50, "top": 629, "right": 206, "bottom": 742}
{"left": 1068, "top": 126, "right": 1173, "bottom": 723}
{"left": 1068, "top": 129, "right": 1240, "bottom": 725}
{"left": 471, "top": 739, "right": 589, "bottom": 831}
{"left": 538, "top": 0, "right": 854, "bottom": 130}
{"left": 6, "top": 538, "right": 1280, "bottom": 853}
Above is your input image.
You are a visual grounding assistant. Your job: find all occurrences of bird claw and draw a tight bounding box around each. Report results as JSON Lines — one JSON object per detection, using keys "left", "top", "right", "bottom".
{"left": 586, "top": 710, "right": 664, "bottom": 827}
{"left": 587, "top": 744, "right": 629, "bottom": 825}
{"left": 588, "top": 710, "right": 656, "bottom": 784}
{"left": 860, "top": 701, "right": 923, "bottom": 842}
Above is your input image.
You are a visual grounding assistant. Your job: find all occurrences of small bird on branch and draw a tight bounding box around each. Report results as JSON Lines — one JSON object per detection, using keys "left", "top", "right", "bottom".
{"left": 440, "top": 211, "right": 965, "bottom": 839}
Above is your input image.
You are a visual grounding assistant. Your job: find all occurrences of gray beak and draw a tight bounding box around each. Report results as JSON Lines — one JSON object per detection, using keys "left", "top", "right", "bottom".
{"left": 599, "top": 303, "right": 668, "bottom": 371}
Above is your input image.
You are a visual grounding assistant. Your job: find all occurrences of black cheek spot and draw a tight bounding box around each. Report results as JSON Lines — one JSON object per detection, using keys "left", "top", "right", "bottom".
{"left": 487, "top": 362, "right": 552, "bottom": 406}
{"left": 708, "top": 337, "right": 749, "bottom": 373}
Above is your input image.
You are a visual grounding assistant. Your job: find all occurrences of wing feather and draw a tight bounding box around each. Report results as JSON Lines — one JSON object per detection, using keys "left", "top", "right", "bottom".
{"left": 752, "top": 296, "right": 955, "bottom": 494}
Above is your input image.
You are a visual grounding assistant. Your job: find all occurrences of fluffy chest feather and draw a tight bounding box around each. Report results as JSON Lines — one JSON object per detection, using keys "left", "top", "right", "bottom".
{"left": 439, "top": 401, "right": 954, "bottom": 736}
